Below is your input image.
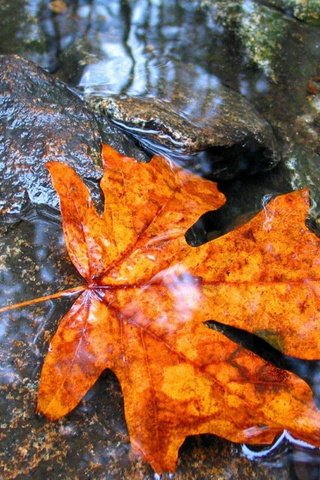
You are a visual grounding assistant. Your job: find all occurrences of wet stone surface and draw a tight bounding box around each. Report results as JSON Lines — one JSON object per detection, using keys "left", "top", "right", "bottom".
{"left": 0, "top": 55, "right": 149, "bottom": 222}
{"left": 88, "top": 79, "right": 280, "bottom": 179}
{"left": 0, "top": 54, "right": 102, "bottom": 221}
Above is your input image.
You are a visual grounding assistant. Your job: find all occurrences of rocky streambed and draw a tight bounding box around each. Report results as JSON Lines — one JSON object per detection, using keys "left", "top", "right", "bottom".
{"left": 1, "top": 1, "right": 320, "bottom": 479}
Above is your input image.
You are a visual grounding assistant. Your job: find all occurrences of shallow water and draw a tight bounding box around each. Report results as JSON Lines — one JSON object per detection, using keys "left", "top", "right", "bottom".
{"left": 1, "top": 1, "right": 320, "bottom": 479}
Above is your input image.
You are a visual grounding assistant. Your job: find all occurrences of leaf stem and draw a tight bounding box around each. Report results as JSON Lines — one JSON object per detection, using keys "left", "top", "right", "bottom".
{"left": 0, "top": 285, "right": 85, "bottom": 314}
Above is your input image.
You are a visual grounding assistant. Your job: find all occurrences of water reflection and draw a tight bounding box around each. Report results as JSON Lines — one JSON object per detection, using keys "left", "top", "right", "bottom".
{"left": 73, "top": 0, "right": 234, "bottom": 97}
{"left": 160, "top": 265, "right": 202, "bottom": 324}
{"left": 243, "top": 430, "right": 317, "bottom": 460}
{"left": 243, "top": 431, "right": 320, "bottom": 479}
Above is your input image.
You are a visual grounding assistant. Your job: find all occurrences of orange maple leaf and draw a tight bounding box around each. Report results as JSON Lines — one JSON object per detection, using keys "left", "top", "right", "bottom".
{"left": 37, "top": 144, "right": 320, "bottom": 473}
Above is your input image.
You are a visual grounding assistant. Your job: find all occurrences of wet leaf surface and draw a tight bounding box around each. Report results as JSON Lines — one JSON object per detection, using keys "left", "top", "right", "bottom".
{"left": 36, "top": 145, "right": 320, "bottom": 473}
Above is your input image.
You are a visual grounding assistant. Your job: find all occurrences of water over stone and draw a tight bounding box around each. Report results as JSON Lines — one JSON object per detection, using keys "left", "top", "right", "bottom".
{"left": 88, "top": 80, "right": 280, "bottom": 179}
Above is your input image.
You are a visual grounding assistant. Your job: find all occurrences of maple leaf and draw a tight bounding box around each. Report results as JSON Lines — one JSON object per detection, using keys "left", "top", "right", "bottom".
{"left": 37, "top": 144, "right": 320, "bottom": 473}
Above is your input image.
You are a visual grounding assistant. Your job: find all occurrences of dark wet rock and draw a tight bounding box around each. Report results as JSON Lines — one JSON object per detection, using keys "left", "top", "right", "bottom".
{"left": 93, "top": 111, "right": 151, "bottom": 163}
{"left": 0, "top": 2, "right": 49, "bottom": 69}
{"left": 88, "top": 84, "right": 280, "bottom": 179}
{"left": 0, "top": 54, "right": 101, "bottom": 221}
{"left": 0, "top": 55, "right": 148, "bottom": 222}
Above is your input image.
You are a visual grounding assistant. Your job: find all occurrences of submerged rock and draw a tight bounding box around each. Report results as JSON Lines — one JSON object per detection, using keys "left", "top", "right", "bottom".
{"left": 0, "top": 55, "right": 147, "bottom": 222}
{"left": 294, "top": 94, "right": 320, "bottom": 156}
{"left": 88, "top": 82, "right": 280, "bottom": 179}
{"left": 267, "top": 0, "right": 320, "bottom": 25}
{"left": 0, "top": 2, "right": 49, "bottom": 69}
{"left": 200, "top": 0, "right": 295, "bottom": 80}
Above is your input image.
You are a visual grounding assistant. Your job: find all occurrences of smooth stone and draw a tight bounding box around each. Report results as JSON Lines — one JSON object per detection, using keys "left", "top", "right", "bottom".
{"left": 0, "top": 55, "right": 148, "bottom": 222}
{"left": 88, "top": 80, "right": 280, "bottom": 179}
{"left": 0, "top": 55, "right": 101, "bottom": 221}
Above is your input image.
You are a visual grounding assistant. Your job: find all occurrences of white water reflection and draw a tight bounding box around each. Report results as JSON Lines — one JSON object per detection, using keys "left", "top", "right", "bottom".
{"left": 159, "top": 265, "right": 201, "bottom": 324}
{"left": 241, "top": 430, "right": 320, "bottom": 468}
{"left": 77, "top": 0, "right": 227, "bottom": 99}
